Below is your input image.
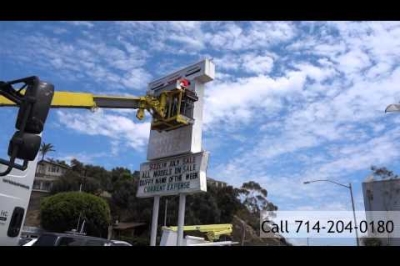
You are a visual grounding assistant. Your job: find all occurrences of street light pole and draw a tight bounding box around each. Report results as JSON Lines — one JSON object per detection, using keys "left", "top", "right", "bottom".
{"left": 303, "top": 179, "right": 360, "bottom": 246}
{"left": 349, "top": 182, "right": 360, "bottom": 246}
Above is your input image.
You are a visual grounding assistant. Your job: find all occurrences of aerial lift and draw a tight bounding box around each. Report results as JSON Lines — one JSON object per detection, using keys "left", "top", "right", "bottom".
{"left": 160, "top": 224, "right": 238, "bottom": 246}
{"left": 0, "top": 74, "right": 199, "bottom": 245}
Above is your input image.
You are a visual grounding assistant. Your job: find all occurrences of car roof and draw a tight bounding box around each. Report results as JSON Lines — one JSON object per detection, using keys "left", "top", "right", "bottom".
{"left": 110, "top": 240, "right": 132, "bottom": 246}
{"left": 111, "top": 240, "right": 131, "bottom": 244}
{"left": 40, "top": 232, "right": 109, "bottom": 241}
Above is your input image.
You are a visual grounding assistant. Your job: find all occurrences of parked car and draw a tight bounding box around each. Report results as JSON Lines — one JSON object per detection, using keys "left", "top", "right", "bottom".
{"left": 18, "top": 237, "right": 36, "bottom": 246}
{"left": 31, "top": 232, "right": 111, "bottom": 246}
{"left": 23, "top": 238, "right": 38, "bottom": 246}
{"left": 110, "top": 240, "right": 132, "bottom": 246}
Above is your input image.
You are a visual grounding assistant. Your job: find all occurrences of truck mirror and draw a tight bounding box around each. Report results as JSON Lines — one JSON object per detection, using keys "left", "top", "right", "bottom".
{"left": 7, "top": 131, "right": 41, "bottom": 161}
{"left": 16, "top": 80, "right": 54, "bottom": 134}
{"left": 0, "top": 76, "right": 54, "bottom": 176}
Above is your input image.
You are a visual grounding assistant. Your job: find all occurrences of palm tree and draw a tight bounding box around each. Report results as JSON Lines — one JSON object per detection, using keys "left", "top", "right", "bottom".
{"left": 40, "top": 142, "right": 55, "bottom": 161}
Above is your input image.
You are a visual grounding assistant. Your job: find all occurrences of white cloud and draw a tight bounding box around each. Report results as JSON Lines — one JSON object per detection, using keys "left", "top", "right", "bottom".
{"left": 203, "top": 70, "right": 307, "bottom": 130}
{"left": 206, "top": 19, "right": 400, "bottom": 207}
{"left": 365, "top": 61, "right": 392, "bottom": 80}
{"left": 290, "top": 62, "right": 338, "bottom": 83}
{"left": 1, "top": 31, "right": 150, "bottom": 91}
{"left": 168, "top": 34, "right": 205, "bottom": 50}
{"left": 334, "top": 48, "right": 372, "bottom": 76}
{"left": 314, "top": 133, "right": 400, "bottom": 178}
{"left": 67, "top": 21, "right": 94, "bottom": 28}
{"left": 116, "top": 21, "right": 207, "bottom": 53}
{"left": 242, "top": 54, "right": 274, "bottom": 74}
{"left": 56, "top": 110, "right": 150, "bottom": 151}
{"left": 110, "top": 140, "right": 120, "bottom": 156}
{"left": 121, "top": 68, "right": 152, "bottom": 90}
{"left": 213, "top": 54, "right": 241, "bottom": 71}
{"left": 55, "top": 152, "right": 109, "bottom": 165}
{"left": 206, "top": 22, "right": 297, "bottom": 51}
{"left": 116, "top": 22, "right": 297, "bottom": 54}
{"left": 169, "top": 21, "right": 203, "bottom": 31}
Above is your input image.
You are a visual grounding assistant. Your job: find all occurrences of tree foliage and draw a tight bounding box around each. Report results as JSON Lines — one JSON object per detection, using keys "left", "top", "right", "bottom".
{"left": 39, "top": 142, "right": 55, "bottom": 161}
{"left": 41, "top": 192, "right": 111, "bottom": 237}
{"left": 50, "top": 170, "right": 100, "bottom": 195}
{"left": 371, "top": 166, "right": 398, "bottom": 180}
{"left": 237, "top": 181, "right": 277, "bottom": 215}
{"left": 362, "top": 237, "right": 382, "bottom": 246}
{"left": 47, "top": 158, "right": 279, "bottom": 244}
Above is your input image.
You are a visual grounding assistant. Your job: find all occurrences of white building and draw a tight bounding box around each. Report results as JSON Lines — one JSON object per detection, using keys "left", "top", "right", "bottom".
{"left": 33, "top": 160, "right": 70, "bottom": 192}
{"left": 207, "top": 177, "right": 228, "bottom": 188}
{"left": 362, "top": 176, "right": 400, "bottom": 246}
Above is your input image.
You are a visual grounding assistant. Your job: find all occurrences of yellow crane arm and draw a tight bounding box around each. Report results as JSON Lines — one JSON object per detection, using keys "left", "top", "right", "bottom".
{"left": 163, "top": 224, "right": 233, "bottom": 241}
{"left": 0, "top": 91, "right": 141, "bottom": 109}
{"left": 0, "top": 84, "right": 197, "bottom": 132}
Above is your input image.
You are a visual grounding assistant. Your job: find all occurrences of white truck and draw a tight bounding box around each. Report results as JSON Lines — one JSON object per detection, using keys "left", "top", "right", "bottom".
{"left": 0, "top": 77, "right": 53, "bottom": 246}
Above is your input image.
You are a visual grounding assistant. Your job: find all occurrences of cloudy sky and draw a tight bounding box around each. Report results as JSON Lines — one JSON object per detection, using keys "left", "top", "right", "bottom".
{"left": 1, "top": 22, "right": 400, "bottom": 223}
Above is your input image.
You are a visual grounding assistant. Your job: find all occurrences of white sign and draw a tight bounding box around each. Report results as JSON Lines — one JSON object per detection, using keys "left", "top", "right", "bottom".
{"left": 137, "top": 151, "right": 209, "bottom": 198}
{"left": 146, "top": 59, "right": 214, "bottom": 160}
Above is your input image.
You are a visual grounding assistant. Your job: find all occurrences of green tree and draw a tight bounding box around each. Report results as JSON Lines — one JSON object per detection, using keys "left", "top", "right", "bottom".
{"left": 186, "top": 192, "right": 221, "bottom": 225}
{"left": 67, "top": 159, "right": 114, "bottom": 192}
{"left": 71, "top": 159, "right": 85, "bottom": 175}
{"left": 371, "top": 166, "right": 398, "bottom": 179}
{"left": 84, "top": 164, "right": 112, "bottom": 192}
{"left": 39, "top": 142, "right": 55, "bottom": 161}
{"left": 111, "top": 178, "right": 153, "bottom": 222}
{"left": 208, "top": 185, "right": 242, "bottom": 223}
{"left": 237, "top": 181, "right": 277, "bottom": 215}
{"left": 50, "top": 170, "right": 100, "bottom": 195}
{"left": 234, "top": 181, "right": 277, "bottom": 233}
{"left": 362, "top": 237, "right": 382, "bottom": 246}
{"left": 41, "top": 192, "right": 111, "bottom": 237}
{"left": 110, "top": 167, "right": 133, "bottom": 192}
{"left": 47, "top": 158, "right": 69, "bottom": 168}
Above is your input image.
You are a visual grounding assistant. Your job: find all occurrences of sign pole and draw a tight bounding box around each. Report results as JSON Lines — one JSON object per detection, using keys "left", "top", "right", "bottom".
{"left": 176, "top": 193, "right": 186, "bottom": 246}
{"left": 150, "top": 195, "right": 160, "bottom": 246}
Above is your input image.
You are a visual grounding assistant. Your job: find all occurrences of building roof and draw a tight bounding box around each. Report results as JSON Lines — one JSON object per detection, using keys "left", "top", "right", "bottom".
{"left": 207, "top": 177, "right": 227, "bottom": 184}
{"left": 38, "top": 160, "right": 70, "bottom": 170}
{"left": 363, "top": 177, "right": 400, "bottom": 185}
{"left": 112, "top": 222, "right": 146, "bottom": 230}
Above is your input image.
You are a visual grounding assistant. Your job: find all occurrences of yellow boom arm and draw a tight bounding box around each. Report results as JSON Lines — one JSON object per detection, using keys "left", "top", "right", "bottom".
{"left": 163, "top": 224, "right": 233, "bottom": 241}
{"left": 0, "top": 83, "right": 198, "bottom": 132}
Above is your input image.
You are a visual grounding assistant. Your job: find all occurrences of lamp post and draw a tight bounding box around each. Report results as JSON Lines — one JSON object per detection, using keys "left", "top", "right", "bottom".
{"left": 385, "top": 103, "right": 400, "bottom": 113}
{"left": 303, "top": 179, "right": 360, "bottom": 246}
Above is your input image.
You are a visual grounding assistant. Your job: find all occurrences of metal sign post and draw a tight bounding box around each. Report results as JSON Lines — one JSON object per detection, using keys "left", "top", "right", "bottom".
{"left": 177, "top": 194, "right": 186, "bottom": 246}
{"left": 150, "top": 195, "right": 160, "bottom": 246}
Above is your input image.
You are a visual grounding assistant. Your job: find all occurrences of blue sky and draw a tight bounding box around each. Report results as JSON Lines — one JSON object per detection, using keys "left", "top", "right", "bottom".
{"left": 2, "top": 22, "right": 400, "bottom": 239}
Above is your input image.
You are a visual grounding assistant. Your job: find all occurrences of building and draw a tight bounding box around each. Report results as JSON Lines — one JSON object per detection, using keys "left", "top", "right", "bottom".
{"left": 33, "top": 160, "right": 70, "bottom": 192}
{"left": 107, "top": 221, "right": 147, "bottom": 241}
{"left": 207, "top": 177, "right": 228, "bottom": 188}
{"left": 24, "top": 160, "right": 70, "bottom": 227}
{"left": 362, "top": 176, "right": 400, "bottom": 246}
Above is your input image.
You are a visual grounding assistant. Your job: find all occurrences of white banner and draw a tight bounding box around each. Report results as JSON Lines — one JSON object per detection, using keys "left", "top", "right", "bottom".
{"left": 137, "top": 151, "right": 209, "bottom": 198}
{"left": 260, "top": 210, "right": 400, "bottom": 239}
